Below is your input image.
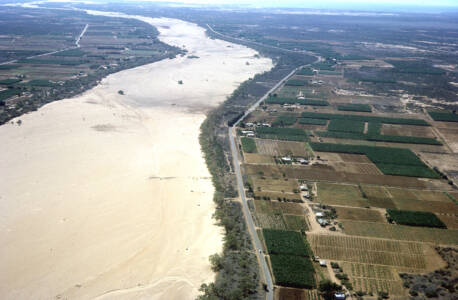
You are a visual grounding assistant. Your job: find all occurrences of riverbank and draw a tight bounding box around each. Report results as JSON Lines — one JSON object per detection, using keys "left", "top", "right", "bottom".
{"left": 0, "top": 14, "right": 272, "bottom": 300}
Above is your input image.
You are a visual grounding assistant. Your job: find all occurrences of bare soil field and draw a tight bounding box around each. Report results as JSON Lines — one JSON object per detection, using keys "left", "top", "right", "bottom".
{"left": 335, "top": 207, "right": 385, "bottom": 223}
{"left": 329, "top": 161, "right": 382, "bottom": 175}
{"left": 244, "top": 153, "right": 276, "bottom": 164}
{"left": 251, "top": 176, "right": 299, "bottom": 193}
{"left": 386, "top": 187, "right": 453, "bottom": 202}
{"left": 437, "top": 215, "right": 458, "bottom": 229}
{"left": 434, "top": 127, "right": 458, "bottom": 152}
{"left": 381, "top": 124, "right": 436, "bottom": 138}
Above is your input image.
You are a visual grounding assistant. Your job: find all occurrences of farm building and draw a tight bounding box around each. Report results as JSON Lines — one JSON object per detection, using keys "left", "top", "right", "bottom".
{"left": 317, "top": 218, "right": 329, "bottom": 226}
{"left": 300, "top": 185, "right": 308, "bottom": 191}
{"left": 334, "top": 293, "right": 346, "bottom": 300}
{"left": 319, "top": 260, "right": 327, "bottom": 267}
{"left": 315, "top": 212, "right": 324, "bottom": 218}
{"left": 299, "top": 159, "right": 309, "bottom": 165}
{"left": 281, "top": 157, "right": 292, "bottom": 162}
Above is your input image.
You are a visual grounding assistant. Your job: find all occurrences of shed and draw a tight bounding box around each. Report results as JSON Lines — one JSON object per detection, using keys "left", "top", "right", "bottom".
{"left": 281, "top": 157, "right": 292, "bottom": 162}
{"left": 300, "top": 185, "right": 308, "bottom": 191}
{"left": 319, "top": 260, "right": 327, "bottom": 267}
{"left": 315, "top": 212, "right": 324, "bottom": 218}
{"left": 334, "top": 293, "right": 346, "bottom": 300}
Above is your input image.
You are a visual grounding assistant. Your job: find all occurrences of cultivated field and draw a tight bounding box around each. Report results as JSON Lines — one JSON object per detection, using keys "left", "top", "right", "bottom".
{"left": 335, "top": 207, "right": 385, "bottom": 223}
{"left": 255, "top": 139, "right": 311, "bottom": 157}
{"left": 341, "top": 220, "right": 458, "bottom": 245}
{"left": 308, "top": 234, "right": 429, "bottom": 269}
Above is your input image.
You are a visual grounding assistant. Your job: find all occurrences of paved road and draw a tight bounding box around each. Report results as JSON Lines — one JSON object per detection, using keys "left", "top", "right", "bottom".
{"left": 207, "top": 24, "right": 318, "bottom": 58}
{"left": 228, "top": 57, "right": 320, "bottom": 299}
{"left": 0, "top": 23, "right": 88, "bottom": 66}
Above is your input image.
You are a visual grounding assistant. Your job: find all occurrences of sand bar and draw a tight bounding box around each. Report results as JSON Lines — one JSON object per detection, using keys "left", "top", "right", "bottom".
{"left": 0, "top": 12, "right": 272, "bottom": 300}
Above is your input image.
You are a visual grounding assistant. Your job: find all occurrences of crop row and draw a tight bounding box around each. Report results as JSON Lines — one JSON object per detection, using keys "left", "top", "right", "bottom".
{"left": 257, "top": 127, "right": 310, "bottom": 142}
{"left": 327, "top": 119, "right": 365, "bottom": 133}
{"left": 301, "top": 112, "right": 429, "bottom": 126}
{"left": 299, "top": 118, "right": 327, "bottom": 125}
{"left": 310, "top": 143, "right": 440, "bottom": 178}
{"left": 241, "top": 137, "right": 257, "bottom": 153}
{"left": 265, "top": 97, "right": 329, "bottom": 106}
{"left": 341, "top": 262, "right": 396, "bottom": 280}
{"left": 387, "top": 209, "right": 446, "bottom": 228}
{"left": 350, "top": 277, "right": 405, "bottom": 295}
{"left": 310, "top": 245, "right": 426, "bottom": 269}
{"left": 285, "top": 79, "right": 307, "bottom": 86}
{"left": 315, "top": 130, "right": 441, "bottom": 145}
{"left": 428, "top": 111, "right": 458, "bottom": 122}
{"left": 307, "top": 234, "right": 425, "bottom": 255}
{"left": 309, "top": 142, "right": 439, "bottom": 178}
{"left": 263, "top": 229, "right": 312, "bottom": 256}
{"left": 273, "top": 115, "right": 297, "bottom": 126}
{"left": 270, "top": 254, "right": 316, "bottom": 289}
{"left": 341, "top": 220, "right": 458, "bottom": 245}
{"left": 337, "top": 104, "right": 372, "bottom": 112}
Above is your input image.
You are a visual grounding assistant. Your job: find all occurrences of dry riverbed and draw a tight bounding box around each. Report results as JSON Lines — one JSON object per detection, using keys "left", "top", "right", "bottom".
{"left": 0, "top": 13, "right": 272, "bottom": 300}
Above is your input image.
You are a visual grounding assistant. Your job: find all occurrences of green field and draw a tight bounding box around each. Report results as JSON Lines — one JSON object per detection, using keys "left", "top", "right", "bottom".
{"left": 241, "top": 137, "right": 257, "bottom": 153}
{"left": 387, "top": 209, "right": 446, "bottom": 228}
{"left": 327, "top": 119, "right": 365, "bottom": 133}
{"left": 317, "top": 182, "right": 368, "bottom": 207}
{"left": 270, "top": 254, "right": 316, "bottom": 289}
{"left": 298, "top": 118, "right": 327, "bottom": 125}
{"left": 284, "top": 215, "right": 309, "bottom": 231}
{"left": 310, "top": 142, "right": 439, "bottom": 178}
{"left": 301, "top": 112, "right": 429, "bottom": 126}
{"left": 285, "top": 79, "right": 307, "bottom": 86}
{"left": 273, "top": 115, "right": 297, "bottom": 126}
{"left": 428, "top": 111, "right": 458, "bottom": 122}
{"left": 263, "top": 229, "right": 312, "bottom": 256}
{"left": 337, "top": 104, "right": 372, "bottom": 112}
{"left": 265, "top": 97, "right": 329, "bottom": 106}
{"left": 257, "top": 127, "right": 310, "bottom": 142}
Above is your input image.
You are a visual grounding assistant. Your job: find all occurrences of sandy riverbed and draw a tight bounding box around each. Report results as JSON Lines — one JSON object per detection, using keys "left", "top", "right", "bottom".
{"left": 0, "top": 14, "right": 272, "bottom": 300}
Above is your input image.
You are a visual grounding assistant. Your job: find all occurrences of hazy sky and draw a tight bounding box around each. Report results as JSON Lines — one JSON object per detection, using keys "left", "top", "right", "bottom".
{"left": 150, "top": 0, "right": 458, "bottom": 7}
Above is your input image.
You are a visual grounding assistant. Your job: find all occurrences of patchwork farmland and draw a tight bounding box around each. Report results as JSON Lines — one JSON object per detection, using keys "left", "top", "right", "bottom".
{"left": 234, "top": 59, "right": 457, "bottom": 299}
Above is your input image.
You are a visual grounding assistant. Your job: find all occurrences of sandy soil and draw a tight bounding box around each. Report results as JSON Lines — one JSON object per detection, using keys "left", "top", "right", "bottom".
{"left": 0, "top": 14, "right": 272, "bottom": 300}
